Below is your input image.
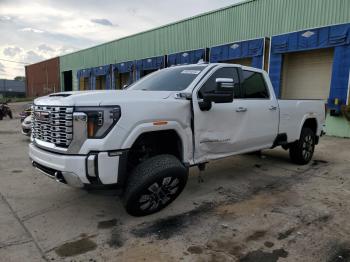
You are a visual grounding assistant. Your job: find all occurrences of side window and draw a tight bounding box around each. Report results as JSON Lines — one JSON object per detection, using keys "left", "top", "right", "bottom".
{"left": 241, "top": 70, "right": 269, "bottom": 99}
{"left": 199, "top": 67, "right": 241, "bottom": 98}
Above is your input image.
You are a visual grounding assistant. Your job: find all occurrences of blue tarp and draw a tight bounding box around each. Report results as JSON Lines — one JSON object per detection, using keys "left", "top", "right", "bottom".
{"left": 167, "top": 49, "right": 206, "bottom": 66}
{"left": 111, "top": 61, "right": 135, "bottom": 89}
{"left": 77, "top": 68, "right": 91, "bottom": 79}
{"left": 269, "top": 23, "right": 350, "bottom": 111}
{"left": 112, "top": 61, "right": 135, "bottom": 74}
{"left": 329, "top": 45, "right": 350, "bottom": 109}
{"left": 92, "top": 65, "right": 110, "bottom": 76}
{"left": 210, "top": 38, "right": 264, "bottom": 69}
{"left": 91, "top": 65, "right": 111, "bottom": 90}
{"left": 135, "top": 56, "right": 164, "bottom": 80}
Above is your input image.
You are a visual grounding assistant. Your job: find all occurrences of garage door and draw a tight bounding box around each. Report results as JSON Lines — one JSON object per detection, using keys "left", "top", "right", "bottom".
{"left": 95, "top": 75, "right": 106, "bottom": 90}
{"left": 281, "top": 48, "right": 334, "bottom": 99}
{"left": 79, "top": 77, "right": 89, "bottom": 90}
{"left": 226, "top": 57, "right": 252, "bottom": 67}
{"left": 119, "top": 73, "right": 130, "bottom": 89}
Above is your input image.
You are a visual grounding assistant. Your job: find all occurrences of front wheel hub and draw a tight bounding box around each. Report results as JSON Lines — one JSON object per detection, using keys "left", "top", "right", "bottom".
{"left": 139, "top": 176, "right": 180, "bottom": 211}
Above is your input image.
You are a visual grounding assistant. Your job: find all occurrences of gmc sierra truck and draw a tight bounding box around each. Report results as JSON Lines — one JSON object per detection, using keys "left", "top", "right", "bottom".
{"left": 29, "top": 63, "right": 325, "bottom": 216}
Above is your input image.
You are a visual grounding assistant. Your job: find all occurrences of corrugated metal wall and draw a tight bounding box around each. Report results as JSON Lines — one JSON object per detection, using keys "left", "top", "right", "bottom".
{"left": 0, "top": 80, "right": 25, "bottom": 96}
{"left": 25, "top": 57, "right": 60, "bottom": 97}
{"left": 59, "top": 0, "right": 350, "bottom": 90}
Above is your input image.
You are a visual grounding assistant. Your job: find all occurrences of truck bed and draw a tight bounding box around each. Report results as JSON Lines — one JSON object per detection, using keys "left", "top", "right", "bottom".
{"left": 277, "top": 99, "right": 325, "bottom": 142}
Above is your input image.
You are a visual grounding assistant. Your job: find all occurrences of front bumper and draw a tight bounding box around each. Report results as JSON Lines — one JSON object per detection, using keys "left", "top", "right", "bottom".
{"left": 29, "top": 143, "right": 87, "bottom": 187}
{"left": 29, "top": 143, "right": 126, "bottom": 188}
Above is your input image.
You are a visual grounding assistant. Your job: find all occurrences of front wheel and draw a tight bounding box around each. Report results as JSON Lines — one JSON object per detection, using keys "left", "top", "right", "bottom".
{"left": 123, "top": 154, "right": 188, "bottom": 216}
{"left": 289, "top": 128, "right": 315, "bottom": 165}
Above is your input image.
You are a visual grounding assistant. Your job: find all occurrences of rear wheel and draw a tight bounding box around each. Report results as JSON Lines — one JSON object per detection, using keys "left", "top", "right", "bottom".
{"left": 289, "top": 128, "right": 315, "bottom": 165}
{"left": 123, "top": 154, "right": 188, "bottom": 216}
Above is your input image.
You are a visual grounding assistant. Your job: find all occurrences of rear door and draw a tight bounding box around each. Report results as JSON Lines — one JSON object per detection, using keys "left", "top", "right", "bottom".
{"left": 238, "top": 69, "right": 279, "bottom": 149}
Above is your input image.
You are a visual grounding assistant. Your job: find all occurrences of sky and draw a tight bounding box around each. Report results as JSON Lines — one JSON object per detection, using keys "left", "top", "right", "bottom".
{"left": 0, "top": 0, "right": 243, "bottom": 80}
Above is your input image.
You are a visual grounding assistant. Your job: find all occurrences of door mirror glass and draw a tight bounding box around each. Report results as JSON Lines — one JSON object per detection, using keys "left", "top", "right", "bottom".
{"left": 216, "top": 78, "right": 234, "bottom": 90}
{"left": 202, "top": 78, "right": 234, "bottom": 104}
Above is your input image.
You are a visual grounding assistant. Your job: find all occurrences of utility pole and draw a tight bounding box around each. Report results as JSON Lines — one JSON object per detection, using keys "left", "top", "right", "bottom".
{"left": 45, "top": 65, "right": 49, "bottom": 94}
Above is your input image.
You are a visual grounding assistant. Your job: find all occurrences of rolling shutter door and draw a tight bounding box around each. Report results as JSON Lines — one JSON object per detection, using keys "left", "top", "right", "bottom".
{"left": 95, "top": 76, "right": 106, "bottom": 90}
{"left": 281, "top": 48, "right": 334, "bottom": 99}
{"left": 119, "top": 73, "right": 130, "bottom": 88}
{"left": 79, "top": 78, "right": 84, "bottom": 90}
{"left": 226, "top": 57, "right": 252, "bottom": 67}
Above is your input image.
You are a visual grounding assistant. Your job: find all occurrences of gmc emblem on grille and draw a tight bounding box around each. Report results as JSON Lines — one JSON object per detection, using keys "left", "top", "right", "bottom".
{"left": 35, "top": 111, "right": 50, "bottom": 121}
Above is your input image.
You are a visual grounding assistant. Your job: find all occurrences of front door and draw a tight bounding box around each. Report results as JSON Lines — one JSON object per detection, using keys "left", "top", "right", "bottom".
{"left": 192, "top": 66, "right": 279, "bottom": 164}
{"left": 192, "top": 66, "right": 243, "bottom": 163}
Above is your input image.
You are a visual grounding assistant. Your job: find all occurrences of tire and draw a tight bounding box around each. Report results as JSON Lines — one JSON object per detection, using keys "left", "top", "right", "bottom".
{"left": 123, "top": 154, "right": 188, "bottom": 216}
{"left": 289, "top": 128, "right": 315, "bottom": 165}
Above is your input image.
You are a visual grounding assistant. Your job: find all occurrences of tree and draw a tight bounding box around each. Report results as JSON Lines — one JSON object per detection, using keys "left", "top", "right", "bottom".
{"left": 14, "top": 76, "right": 25, "bottom": 81}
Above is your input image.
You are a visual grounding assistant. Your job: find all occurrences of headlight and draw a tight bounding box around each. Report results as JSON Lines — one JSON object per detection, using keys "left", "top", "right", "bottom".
{"left": 75, "top": 106, "right": 121, "bottom": 138}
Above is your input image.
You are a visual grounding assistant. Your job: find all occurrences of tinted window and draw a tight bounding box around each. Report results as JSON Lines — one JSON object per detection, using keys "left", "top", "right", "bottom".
{"left": 242, "top": 70, "right": 269, "bottom": 98}
{"left": 199, "top": 67, "right": 240, "bottom": 98}
{"left": 129, "top": 66, "right": 206, "bottom": 91}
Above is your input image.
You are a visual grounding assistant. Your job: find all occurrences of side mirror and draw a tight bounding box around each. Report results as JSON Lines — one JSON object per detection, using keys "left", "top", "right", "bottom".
{"left": 203, "top": 78, "right": 234, "bottom": 104}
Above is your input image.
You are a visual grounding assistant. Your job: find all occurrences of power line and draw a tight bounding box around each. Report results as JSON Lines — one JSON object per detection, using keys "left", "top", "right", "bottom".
{"left": 0, "top": 58, "right": 30, "bottom": 65}
{"left": 0, "top": 64, "right": 26, "bottom": 68}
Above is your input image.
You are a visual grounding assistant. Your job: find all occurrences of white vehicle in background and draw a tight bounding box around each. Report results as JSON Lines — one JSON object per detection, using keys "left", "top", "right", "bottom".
{"left": 21, "top": 115, "right": 32, "bottom": 136}
{"left": 29, "top": 63, "right": 325, "bottom": 216}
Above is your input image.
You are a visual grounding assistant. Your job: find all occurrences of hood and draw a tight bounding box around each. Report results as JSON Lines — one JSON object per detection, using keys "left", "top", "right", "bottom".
{"left": 34, "top": 90, "right": 173, "bottom": 107}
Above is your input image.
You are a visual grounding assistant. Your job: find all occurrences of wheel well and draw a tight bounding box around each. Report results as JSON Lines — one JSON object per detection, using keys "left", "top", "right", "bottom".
{"left": 126, "top": 130, "right": 183, "bottom": 172}
{"left": 302, "top": 118, "right": 319, "bottom": 144}
{"left": 302, "top": 118, "right": 317, "bottom": 134}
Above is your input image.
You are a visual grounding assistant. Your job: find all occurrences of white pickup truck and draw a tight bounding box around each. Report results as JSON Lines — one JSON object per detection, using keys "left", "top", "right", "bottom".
{"left": 29, "top": 63, "right": 325, "bottom": 216}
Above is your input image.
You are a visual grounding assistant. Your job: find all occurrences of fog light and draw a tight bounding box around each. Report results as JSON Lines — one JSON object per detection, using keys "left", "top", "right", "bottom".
{"left": 87, "top": 154, "right": 97, "bottom": 177}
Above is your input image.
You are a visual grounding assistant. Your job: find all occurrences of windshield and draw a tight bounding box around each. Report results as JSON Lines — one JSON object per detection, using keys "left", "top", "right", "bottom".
{"left": 129, "top": 66, "right": 206, "bottom": 91}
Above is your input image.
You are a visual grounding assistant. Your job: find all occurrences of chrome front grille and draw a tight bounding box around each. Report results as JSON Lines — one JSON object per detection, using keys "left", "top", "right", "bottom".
{"left": 32, "top": 105, "right": 74, "bottom": 148}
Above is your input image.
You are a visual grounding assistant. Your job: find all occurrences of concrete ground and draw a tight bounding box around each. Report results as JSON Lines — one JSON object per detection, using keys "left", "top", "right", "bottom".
{"left": 1, "top": 102, "right": 350, "bottom": 262}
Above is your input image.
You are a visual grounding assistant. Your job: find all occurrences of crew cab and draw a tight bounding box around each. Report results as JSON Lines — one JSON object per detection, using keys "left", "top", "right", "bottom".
{"left": 29, "top": 63, "right": 325, "bottom": 216}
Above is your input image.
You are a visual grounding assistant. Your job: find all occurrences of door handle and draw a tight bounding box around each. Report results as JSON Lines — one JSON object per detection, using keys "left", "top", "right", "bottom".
{"left": 269, "top": 105, "right": 277, "bottom": 111}
{"left": 236, "top": 107, "right": 247, "bottom": 112}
